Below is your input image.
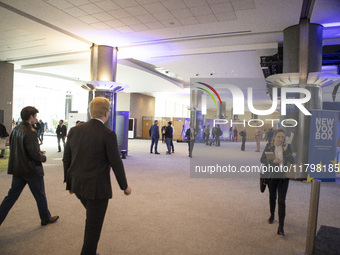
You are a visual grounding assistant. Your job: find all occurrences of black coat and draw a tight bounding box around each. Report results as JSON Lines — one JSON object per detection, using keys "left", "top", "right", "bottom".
{"left": 8, "top": 121, "right": 46, "bottom": 178}
{"left": 164, "top": 125, "right": 173, "bottom": 139}
{"left": 56, "top": 124, "right": 67, "bottom": 138}
{"left": 0, "top": 123, "right": 9, "bottom": 138}
{"left": 260, "top": 143, "right": 294, "bottom": 178}
{"left": 63, "top": 119, "right": 128, "bottom": 200}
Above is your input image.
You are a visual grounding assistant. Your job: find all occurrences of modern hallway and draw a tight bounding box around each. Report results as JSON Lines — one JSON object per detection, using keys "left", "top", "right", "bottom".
{"left": 0, "top": 136, "right": 339, "bottom": 255}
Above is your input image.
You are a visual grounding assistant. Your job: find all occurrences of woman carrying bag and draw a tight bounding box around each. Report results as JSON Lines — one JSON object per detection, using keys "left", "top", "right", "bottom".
{"left": 260, "top": 129, "right": 294, "bottom": 236}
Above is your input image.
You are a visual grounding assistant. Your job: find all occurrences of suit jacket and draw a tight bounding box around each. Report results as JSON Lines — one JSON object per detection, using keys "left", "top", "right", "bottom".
{"left": 56, "top": 124, "right": 67, "bottom": 138}
{"left": 149, "top": 124, "right": 159, "bottom": 139}
{"left": 63, "top": 119, "right": 128, "bottom": 200}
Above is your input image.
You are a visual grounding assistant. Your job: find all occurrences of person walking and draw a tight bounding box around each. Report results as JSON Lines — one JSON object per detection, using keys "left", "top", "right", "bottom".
{"left": 215, "top": 124, "right": 222, "bottom": 146}
{"left": 185, "top": 123, "right": 196, "bottom": 158}
{"left": 233, "top": 127, "right": 238, "bottom": 142}
{"left": 38, "top": 119, "right": 45, "bottom": 145}
{"left": 0, "top": 106, "right": 59, "bottom": 226}
{"left": 149, "top": 120, "right": 160, "bottom": 154}
{"left": 56, "top": 120, "right": 67, "bottom": 152}
{"left": 63, "top": 97, "right": 131, "bottom": 255}
{"left": 170, "top": 121, "right": 175, "bottom": 153}
{"left": 239, "top": 129, "right": 246, "bottom": 151}
{"left": 260, "top": 129, "right": 294, "bottom": 236}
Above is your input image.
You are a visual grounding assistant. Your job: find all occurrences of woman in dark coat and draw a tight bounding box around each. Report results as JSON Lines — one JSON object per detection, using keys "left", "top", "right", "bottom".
{"left": 260, "top": 129, "right": 294, "bottom": 236}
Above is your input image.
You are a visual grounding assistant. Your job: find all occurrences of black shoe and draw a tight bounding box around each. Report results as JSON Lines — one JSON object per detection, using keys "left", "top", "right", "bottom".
{"left": 41, "top": 215, "right": 59, "bottom": 226}
{"left": 0, "top": 155, "right": 4, "bottom": 158}
{"left": 268, "top": 215, "right": 274, "bottom": 224}
{"left": 277, "top": 226, "right": 285, "bottom": 236}
{"left": 155, "top": 152, "right": 160, "bottom": 154}
{"left": 150, "top": 152, "right": 153, "bottom": 154}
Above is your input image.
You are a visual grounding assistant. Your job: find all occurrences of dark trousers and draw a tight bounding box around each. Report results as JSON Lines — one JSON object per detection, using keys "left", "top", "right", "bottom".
{"left": 76, "top": 194, "right": 109, "bottom": 255}
{"left": 241, "top": 139, "right": 246, "bottom": 150}
{"left": 188, "top": 140, "right": 194, "bottom": 157}
{"left": 170, "top": 138, "right": 174, "bottom": 152}
{"left": 57, "top": 136, "right": 65, "bottom": 151}
{"left": 216, "top": 136, "right": 220, "bottom": 146}
{"left": 150, "top": 138, "right": 159, "bottom": 153}
{"left": 165, "top": 138, "right": 171, "bottom": 153}
{"left": 268, "top": 178, "right": 289, "bottom": 227}
{"left": 38, "top": 131, "right": 44, "bottom": 143}
{"left": 0, "top": 175, "right": 51, "bottom": 225}
{"left": 205, "top": 135, "right": 209, "bottom": 145}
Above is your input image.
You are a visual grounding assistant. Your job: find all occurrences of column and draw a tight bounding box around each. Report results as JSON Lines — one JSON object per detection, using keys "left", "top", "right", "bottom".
{"left": 282, "top": 20, "right": 323, "bottom": 164}
{"left": 89, "top": 44, "right": 118, "bottom": 130}
{"left": 0, "top": 62, "right": 14, "bottom": 131}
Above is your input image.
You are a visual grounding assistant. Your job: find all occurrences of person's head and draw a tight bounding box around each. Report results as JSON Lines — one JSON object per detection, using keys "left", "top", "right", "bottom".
{"left": 168, "top": 121, "right": 171, "bottom": 126}
{"left": 76, "top": 120, "right": 81, "bottom": 126}
{"left": 21, "top": 106, "right": 39, "bottom": 125}
{"left": 59, "top": 120, "right": 64, "bottom": 125}
{"left": 90, "top": 97, "right": 110, "bottom": 121}
{"left": 39, "top": 119, "right": 43, "bottom": 123}
{"left": 154, "top": 120, "right": 158, "bottom": 125}
{"left": 271, "top": 129, "right": 285, "bottom": 147}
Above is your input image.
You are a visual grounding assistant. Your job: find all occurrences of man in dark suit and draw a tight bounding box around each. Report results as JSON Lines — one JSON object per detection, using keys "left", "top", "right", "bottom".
{"left": 56, "top": 119, "right": 67, "bottom": 152}
{"left": 0, "top": 106, "right": 59, "bottom": 226}
{"left": 63, "top": 97, "right": 131, "bottom": 255}
{"left": 149, "top": 120, "right": 160, "bottom": 154}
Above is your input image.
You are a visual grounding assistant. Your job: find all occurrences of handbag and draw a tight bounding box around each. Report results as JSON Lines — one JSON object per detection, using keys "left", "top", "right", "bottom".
{"left": 260, "top": 177, "right": 268, "bottom": 193}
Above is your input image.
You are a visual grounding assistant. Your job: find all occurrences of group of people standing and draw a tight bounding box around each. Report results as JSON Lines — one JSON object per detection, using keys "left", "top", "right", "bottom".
{"left": 149, "top": 120, "right": 175, "bottom": 155}
{"left": 203, "top": 124, "right": 223, "bottom": 146}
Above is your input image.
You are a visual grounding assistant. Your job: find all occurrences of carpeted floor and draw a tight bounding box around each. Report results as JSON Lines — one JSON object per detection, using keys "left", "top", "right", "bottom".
{"left": 0, "top": 136, "right": 339, "bottom": 255}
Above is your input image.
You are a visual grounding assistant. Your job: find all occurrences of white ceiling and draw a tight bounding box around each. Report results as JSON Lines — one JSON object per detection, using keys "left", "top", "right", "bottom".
{"left": 1, "top": 0, "right": 340, "bottom": 111}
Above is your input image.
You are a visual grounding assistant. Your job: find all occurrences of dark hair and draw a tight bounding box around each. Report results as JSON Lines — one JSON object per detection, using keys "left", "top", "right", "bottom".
{"left": 60, "top": 120, "right": 64, "bottom": 123}
{"left": 269, "top": 128, "right": 285, "bottom": 148}
{"left": 21, "top": 106, "right": 39, "bottom": 121}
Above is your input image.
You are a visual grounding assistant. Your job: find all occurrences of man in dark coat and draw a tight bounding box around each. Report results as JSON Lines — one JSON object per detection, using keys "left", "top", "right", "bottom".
{"left": 149, "top": 120, "right": 160, "bottom": 154}
{"left": 63, "top": 97, "right": 131, "bottom": 255}
{"left": 38, "top": 119, "right": 45, "bottom": 145}
{"left": 56, "top": 119, "right": 67, "bottom": 152}
{"left": 0, "top": 106, "right": 59, "bottom": 226}
{"left": 239, "top": 129, "right": 247, "bottom": 151}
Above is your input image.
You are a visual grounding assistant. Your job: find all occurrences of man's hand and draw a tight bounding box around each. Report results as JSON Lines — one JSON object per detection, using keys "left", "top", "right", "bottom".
{"left": 124, "top": 186, "right": 131, "bottom": 196}
{"left": 68, "top": 190, "right": 74, "bottom": 195}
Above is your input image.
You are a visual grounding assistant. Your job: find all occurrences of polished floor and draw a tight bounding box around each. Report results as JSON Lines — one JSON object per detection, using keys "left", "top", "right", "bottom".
{"left": 0, "top": 135, "right": 339, "bottom": 255}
